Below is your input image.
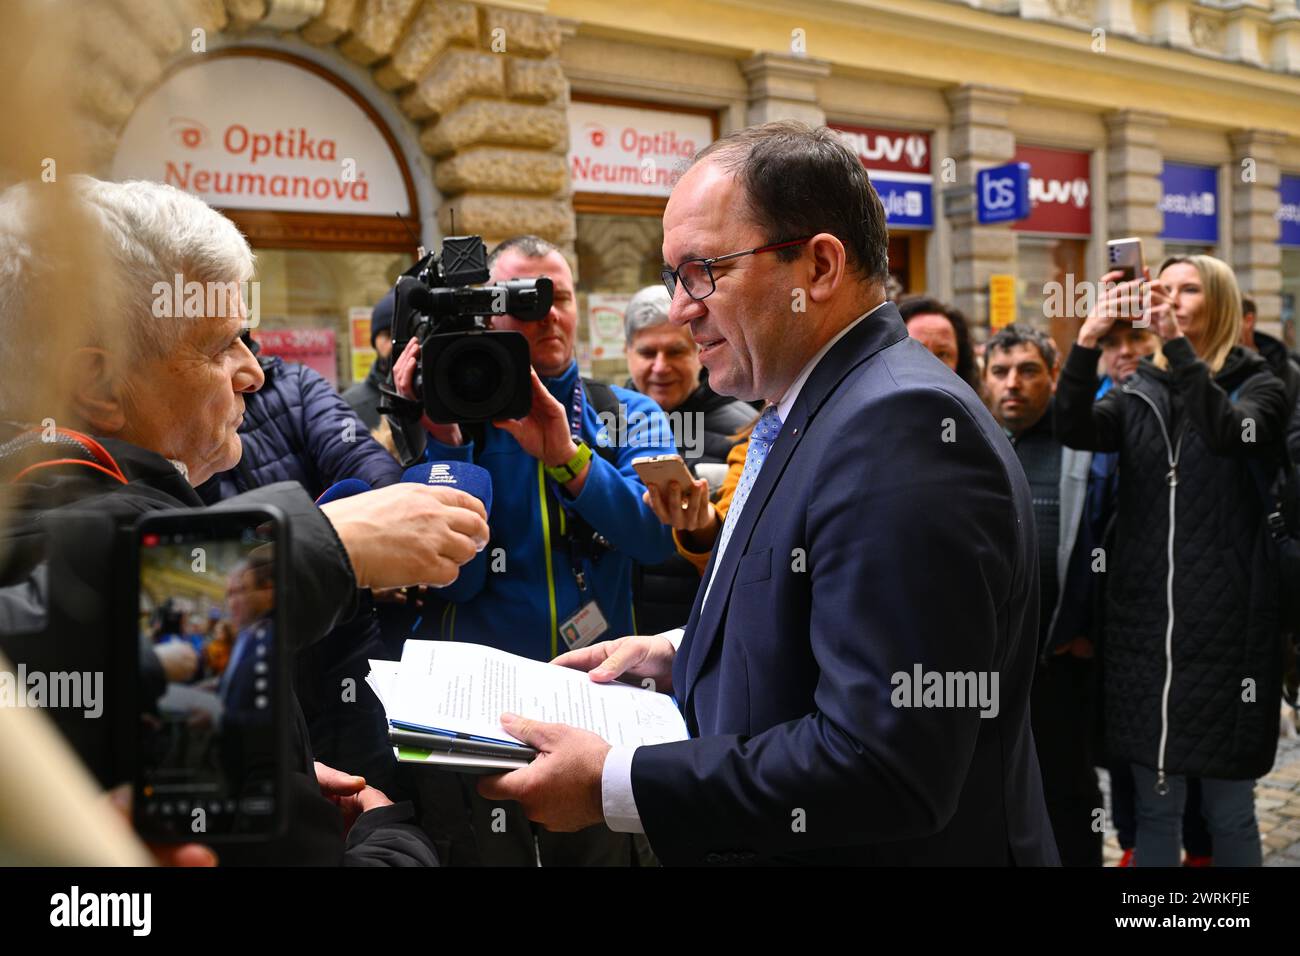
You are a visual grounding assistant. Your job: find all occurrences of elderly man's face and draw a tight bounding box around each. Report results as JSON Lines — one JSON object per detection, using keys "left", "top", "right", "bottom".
{"left": 626, "top": 322, "right": 701, "bottom": 413}
{"left": 489, "top": 249, "right": 578, "bottom": 379}
{"left": 120, "top": 290, "right": 263, "bottom": 485}
{"left": 662, "top": 161, "right": 804, "bottom": 403}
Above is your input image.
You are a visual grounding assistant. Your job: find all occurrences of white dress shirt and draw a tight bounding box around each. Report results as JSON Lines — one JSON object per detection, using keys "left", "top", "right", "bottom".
{"left": 600, "top": 303, "right": 886, "bottom": 834}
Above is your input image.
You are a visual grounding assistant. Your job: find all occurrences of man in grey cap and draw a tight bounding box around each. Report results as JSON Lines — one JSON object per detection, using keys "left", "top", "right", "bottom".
{"left": 623, "top": 284, "right": 756, "bottom": 634}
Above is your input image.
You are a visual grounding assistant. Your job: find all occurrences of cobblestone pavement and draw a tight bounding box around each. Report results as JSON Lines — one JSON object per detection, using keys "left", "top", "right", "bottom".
{"left": 1099, "top": 722, "right": 1300, "bottom": 866}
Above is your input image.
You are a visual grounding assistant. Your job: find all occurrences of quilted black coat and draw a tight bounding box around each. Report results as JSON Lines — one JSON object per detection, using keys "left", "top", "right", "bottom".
{"left": 1056, "top": 337, "right": 1291, "bottom": 782}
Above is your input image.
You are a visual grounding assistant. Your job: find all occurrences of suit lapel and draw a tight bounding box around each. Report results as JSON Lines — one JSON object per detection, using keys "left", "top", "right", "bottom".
{"left": 679, "top": 303, "right": 909, "bottom": 713}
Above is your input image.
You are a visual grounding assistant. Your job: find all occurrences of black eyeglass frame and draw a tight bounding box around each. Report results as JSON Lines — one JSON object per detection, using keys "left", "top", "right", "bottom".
{"left": 661, "top": 236, "right": 814, "bottom": 302}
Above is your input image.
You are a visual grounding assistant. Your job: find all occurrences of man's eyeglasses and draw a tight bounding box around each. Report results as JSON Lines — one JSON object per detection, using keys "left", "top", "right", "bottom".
{"left": 662, "top": 236, "right": 813, "bottom": 302}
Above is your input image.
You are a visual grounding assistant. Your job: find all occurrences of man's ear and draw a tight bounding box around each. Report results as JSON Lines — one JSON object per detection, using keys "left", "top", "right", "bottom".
{"left": 804, "top": 233, "right": 847, "bottom": 303}
{"left": 64, "top": 347, "right": 128, "bottom": 435}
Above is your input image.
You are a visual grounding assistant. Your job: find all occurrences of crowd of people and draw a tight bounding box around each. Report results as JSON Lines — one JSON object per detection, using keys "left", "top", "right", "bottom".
{"left": 1, "top": 120, "right": 1298, "bottom": 868}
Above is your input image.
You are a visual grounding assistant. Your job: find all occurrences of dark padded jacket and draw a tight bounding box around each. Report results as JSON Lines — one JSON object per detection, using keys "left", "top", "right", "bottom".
{"left": 341, "top": 359, "right": 387, "bottom": 432}
{"left": 1055, "top": 338, "right": 1291, "bottom": 781}
{"left": 1254, "top": 331, "right": 1300, "bottom": 462}
{"left": 630, "top": 382, "right": 756, "bottom": 635}
{"left": 0, "top": 429, "right": 435, "bottom": 866}
{"left": 198, "top": 356, "right": 401, "bottom": 504}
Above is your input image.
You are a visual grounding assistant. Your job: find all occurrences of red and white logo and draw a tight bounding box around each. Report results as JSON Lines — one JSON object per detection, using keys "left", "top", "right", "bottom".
{"left": 1013, "top": 145, "right": 1092, "bottom": 236}
{"left": 169, "top": 117, "right": 208, "bottom": 150}
{"left": 1030, "top": 176, "right": 1090, "bottom": 208}
{"left": 829, "top": 125, "right": 932, "bottom": 174}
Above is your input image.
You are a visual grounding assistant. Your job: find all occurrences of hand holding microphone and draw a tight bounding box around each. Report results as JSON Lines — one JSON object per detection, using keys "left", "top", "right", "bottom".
{"left": 318, "top": 461, "right": 492, "bottom": 590}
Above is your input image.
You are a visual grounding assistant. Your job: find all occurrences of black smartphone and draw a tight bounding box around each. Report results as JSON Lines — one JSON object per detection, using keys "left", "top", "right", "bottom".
{"left": 130, "top": 507, "right": 287, "bottom": 844}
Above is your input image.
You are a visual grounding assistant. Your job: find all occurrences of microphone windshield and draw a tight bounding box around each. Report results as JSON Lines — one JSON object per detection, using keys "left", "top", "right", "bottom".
{"left": 316, "top": 478, "right": 372, "bottom": 505}
{"left": 400, "top": 461, "right": 492, "bottom": 519}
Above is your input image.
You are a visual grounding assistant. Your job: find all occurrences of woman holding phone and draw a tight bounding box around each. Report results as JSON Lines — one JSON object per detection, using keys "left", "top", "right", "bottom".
{"left": 1055, "top": 255, "right": 1290, "bottom": 866}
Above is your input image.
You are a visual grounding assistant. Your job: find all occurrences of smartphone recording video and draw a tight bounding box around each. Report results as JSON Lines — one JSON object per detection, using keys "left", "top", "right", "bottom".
{"left": 132, "top": 508, "right": 286, "bottom": 843}
{"left": 1106, "top": 237, "right": 1145, "bottom": 284}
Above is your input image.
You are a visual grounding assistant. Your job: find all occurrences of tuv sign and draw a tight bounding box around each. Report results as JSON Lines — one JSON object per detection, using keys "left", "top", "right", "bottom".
{"left": 1012, "top": 145, "right": 1092, "bottom": 236}
{"left": 831, "top": 123, "right": 934, "bottom": 229}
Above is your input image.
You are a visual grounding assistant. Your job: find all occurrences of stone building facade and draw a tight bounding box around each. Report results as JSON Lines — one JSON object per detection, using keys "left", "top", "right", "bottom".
{"left": 66, "top": 0, "right": 1300, "bottom": 383}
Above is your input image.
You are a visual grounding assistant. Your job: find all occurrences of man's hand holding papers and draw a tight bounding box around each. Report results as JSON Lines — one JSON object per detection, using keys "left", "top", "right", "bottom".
{"left": 475, "top": 633, "right": 683, "bottom": 831}
{"left": 475, "top": 715, "right": 610, "bottom": 831}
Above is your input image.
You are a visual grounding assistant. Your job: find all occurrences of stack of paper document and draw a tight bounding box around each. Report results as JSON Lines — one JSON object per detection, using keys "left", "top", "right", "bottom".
{"left": 366, "top": 640, "right": 689, "bottom": 774}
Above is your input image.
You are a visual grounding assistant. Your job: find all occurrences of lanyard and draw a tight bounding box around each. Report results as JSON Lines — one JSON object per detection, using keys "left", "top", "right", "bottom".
{"left": 567, "top": 381, "right": 584, "bottom": 443}
{"left": 555, "top": 380, "right": 591, "bottom": 594}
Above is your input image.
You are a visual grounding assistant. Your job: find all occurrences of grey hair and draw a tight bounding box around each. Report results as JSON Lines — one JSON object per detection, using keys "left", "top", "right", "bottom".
{"left": 0, "top": 176, "right": 254, "bottom": 417}
{"left": 487, "top": 234, "right": 559, "bottom": 271}
{"left": 623, "top": 285, "right": 673, "bottom": 346}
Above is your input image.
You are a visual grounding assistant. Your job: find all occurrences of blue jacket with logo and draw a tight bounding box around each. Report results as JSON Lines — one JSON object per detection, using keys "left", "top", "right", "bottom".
{"left": 421, "top": 360, "right": 677, "bottom": 661}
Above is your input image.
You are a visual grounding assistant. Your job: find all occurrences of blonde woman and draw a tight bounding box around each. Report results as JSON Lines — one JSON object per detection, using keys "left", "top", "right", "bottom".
{"left": 1055, "top": 255, "right": 1291, "bottom": 866}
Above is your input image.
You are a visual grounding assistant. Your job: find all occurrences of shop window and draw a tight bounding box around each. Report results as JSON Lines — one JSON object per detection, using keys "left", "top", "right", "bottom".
{"left": 574, "top": 213, "right": 666, "bottom": 383}
{"left": 1016, "top": 235, "right": 1087, "bottom": 362}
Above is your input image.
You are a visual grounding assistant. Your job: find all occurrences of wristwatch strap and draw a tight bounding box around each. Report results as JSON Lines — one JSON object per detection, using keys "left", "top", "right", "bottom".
{"left": 545, "top": 440, "right": 593, "bottom": 483}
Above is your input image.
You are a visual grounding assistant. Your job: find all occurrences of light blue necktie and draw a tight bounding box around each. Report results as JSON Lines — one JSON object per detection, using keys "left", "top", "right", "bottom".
{"left": 703, "top": 405, "right": 784, "bottom": 607}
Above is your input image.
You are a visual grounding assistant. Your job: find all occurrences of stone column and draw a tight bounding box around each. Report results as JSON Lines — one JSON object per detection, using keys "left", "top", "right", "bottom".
{"left": 740, "top": 52, "right": 830, "bottom": 127}
{"left": 944, "top": 84, "right": 1019, "bottom": 333}
{"left": 1104, "top": 110, "right": 1168, "bottom": 264}
{"left": 1096, "top": 0, "right": 1139, "bottom": 37}
{"left": 1222, "top": 2, "right": 1271, "bottom": 66}
{"left": 1151, "top": 0, "right": 1194, "bottom": 48}
{"left": 311, "top": 2, "right": 574, "bottom": 254}
{"left": 1272, "top": 0, "right": 1300, "bottom": 72}
{"left": 1231, "top": 128, "right": 1287, "bottom": 332}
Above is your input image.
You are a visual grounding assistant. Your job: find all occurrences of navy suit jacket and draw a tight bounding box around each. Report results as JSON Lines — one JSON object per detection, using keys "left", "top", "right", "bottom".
{"left": 630, "top": 304, "right": 1058, "bottom": 865}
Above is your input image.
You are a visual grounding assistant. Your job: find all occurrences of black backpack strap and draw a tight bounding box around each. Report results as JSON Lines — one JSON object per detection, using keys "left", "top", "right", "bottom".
{"left": 580, "top": 378, "right": 622, "bottom": 468}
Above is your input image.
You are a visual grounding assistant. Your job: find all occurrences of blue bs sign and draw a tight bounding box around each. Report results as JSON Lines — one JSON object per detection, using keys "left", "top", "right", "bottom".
{"left": 1279, "top": 174, "right": 1300, "bottom": 248}
{"left": 977, "top": 163, "right": 1031, "bottom": 225}
{"left": 1161, "top": 163, "right": 1218, "bottom": 244}
{"left": 830, "top": 125, "right": 934, "bottom": 229}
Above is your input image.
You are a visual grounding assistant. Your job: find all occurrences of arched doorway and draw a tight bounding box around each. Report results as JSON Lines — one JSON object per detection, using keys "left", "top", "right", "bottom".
{"left": 111, "top": 48, "right": 421, "bottom": 387}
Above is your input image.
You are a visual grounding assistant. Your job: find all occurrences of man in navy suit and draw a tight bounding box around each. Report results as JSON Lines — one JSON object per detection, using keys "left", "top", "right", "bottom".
{"left": 480, "top": 121, "right": 1057, "bottom": 865}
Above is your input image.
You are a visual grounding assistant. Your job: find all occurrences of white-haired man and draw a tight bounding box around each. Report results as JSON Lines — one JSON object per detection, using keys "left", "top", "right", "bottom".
{"left": 0, "top": 177, "right": 489, "bottom": 865}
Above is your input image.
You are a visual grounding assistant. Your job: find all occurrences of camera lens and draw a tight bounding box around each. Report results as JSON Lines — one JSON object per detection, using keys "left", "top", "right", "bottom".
{"left": 433, "top": 335, "right": 514, "bottom": 419}
{"left": 450, "top": 348, "right": 503, "bottom": 403}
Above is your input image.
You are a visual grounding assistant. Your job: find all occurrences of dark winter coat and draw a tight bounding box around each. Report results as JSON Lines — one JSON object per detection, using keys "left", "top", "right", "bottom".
{"left": 198, "top": 355, "right": 400, "bottom": 504}
{"left": 1055, "top": 337, "right": 1291, "bottom": 781}
{"left": 0, "top": 427, "right": 435, "bottom": 866}
{"left": 342, "top": 358, "right": 388, "bottom": 431}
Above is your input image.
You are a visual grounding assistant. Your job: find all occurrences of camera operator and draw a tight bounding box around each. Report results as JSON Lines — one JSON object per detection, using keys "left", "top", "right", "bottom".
{"left": 391, "top": 235, "right": 676, "bottom": 865}
{"left": 0, "top": 178, "right": 489, "bottom": 865}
